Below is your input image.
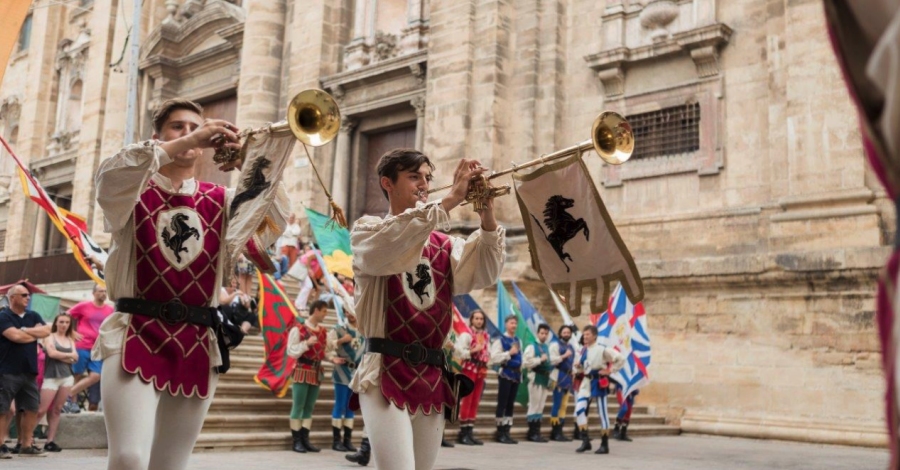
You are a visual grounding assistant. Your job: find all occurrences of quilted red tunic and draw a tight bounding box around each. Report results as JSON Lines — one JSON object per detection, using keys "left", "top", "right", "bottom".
{"left": 121, "top": 180, "right": 225, "bottom": 398}
{"left": 380, "top": 232, "right": 454, "bottom": 415}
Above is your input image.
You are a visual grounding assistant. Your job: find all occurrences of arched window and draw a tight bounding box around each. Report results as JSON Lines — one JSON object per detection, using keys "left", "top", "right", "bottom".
{"left": 66, "top": 80, "right": 83, "bottom": 132}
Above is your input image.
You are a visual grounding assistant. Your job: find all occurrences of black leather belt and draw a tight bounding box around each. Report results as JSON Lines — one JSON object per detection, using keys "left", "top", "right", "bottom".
{"left": 298, "top": 357, "right": 321, "bottom": 367}
{"left": 116, "top": 298, "right": 216, "bottom": 327}
{"left": 367, "top": 338, "right": 444, "bottom": 367}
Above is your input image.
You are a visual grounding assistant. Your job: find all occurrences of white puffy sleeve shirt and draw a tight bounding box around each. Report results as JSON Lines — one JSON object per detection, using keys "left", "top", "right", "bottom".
{"left": 91, "top": 141, "right": 289, "bottom": 363}
{"left": 348, "top": 202, "right": 505, "bottom": 394}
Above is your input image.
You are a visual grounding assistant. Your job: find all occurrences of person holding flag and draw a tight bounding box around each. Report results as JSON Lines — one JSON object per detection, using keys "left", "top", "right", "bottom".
{"left": 325, "top": 309, "right": 365, "bottom": 453}
{"left": 454, "top": 309, "right": 491, "bottom": 446}
{"left": 349, "top": 149, "right": 505, "bottom": 470}
{"left": 574, "top": 325, "right": 625, "bottom": 455}
{"left": 548, "top": 324, "right": 578, "bottom": 442}
{"left": 489, "top": 315, "right": 523, "bottom": 445}
{"left": 522, "top": 323, "right": 557, "bottom": 443}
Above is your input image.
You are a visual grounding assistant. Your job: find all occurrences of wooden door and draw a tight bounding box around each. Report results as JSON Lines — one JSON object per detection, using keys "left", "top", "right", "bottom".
{"left": 197, "top": 95, "right": 237, "bottom": 187}
{"left": 362, "top": 126, "right": 416, "bottom": 218}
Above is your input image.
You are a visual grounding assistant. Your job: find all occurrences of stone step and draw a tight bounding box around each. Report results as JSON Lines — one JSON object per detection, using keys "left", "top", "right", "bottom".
{"left": 212, "top": 381, "right": 650, "bottom": 413}
{"left": 193, "top": 424, "right": 681, "bottom": 452}
{"left": 200, "top": 412, "right": 666, "bottom": 434}
{"left": 207, "top": 397, "right": 647, "bottom": 417}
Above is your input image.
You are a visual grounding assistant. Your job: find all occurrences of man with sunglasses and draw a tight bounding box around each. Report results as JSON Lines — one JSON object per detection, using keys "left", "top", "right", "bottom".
{"left": 0, "top": 284, "right": 51, "bottom": 458}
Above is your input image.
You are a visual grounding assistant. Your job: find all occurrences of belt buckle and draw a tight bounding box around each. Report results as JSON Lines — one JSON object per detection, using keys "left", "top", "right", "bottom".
{"left": 160, "top": 299, "right": 189, "bottom": 325}
{"left": 401, "top": 341, "right": 427, "bottom": 367}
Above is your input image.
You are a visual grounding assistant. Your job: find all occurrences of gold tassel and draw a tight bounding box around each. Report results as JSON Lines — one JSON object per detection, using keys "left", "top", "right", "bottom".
{"left": 328, "top": 199, "right": 349, "bottom": 229}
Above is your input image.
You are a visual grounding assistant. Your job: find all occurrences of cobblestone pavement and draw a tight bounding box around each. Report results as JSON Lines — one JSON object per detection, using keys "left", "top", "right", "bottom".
{"left": 2, "top": 435, "right": 888, "bottom": 469}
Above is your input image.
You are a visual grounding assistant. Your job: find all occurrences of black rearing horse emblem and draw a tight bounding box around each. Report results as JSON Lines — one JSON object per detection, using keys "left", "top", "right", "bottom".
{"left": 161, "top": 213, "right": 200, "bottom": 263}
{"left": 530, "top": 195, "right": 590, "bottom": 272}
{"left": 405, "top": 264, "right": 432, "bottom": 303}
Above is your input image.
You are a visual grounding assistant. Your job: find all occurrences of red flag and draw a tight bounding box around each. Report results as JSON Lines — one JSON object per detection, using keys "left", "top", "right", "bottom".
{"left": 452, "top": 305, "right": 472, "bottom": 338}
{"left": 253, "top": 272, "right": 298, "bottom": 397}
{"left": 1, "top": 135, "right": 108, "bottom": 285}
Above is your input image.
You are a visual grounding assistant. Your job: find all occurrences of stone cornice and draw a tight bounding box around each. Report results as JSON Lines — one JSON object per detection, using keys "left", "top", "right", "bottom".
{"left": 140, "top": 0, "right": 244, "bottom": 60}
{"left": 321, "top": 49, "right": 427, "bottom": 93}
{"left": 339, "top": 90, "right": 425, "bottom": 116}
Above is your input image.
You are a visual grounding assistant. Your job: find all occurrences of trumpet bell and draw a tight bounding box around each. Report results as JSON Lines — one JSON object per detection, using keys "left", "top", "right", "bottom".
{"left": 287, "top": 89, "right": 341, "bottom": 147}
{"left": 592, "top": 111, "right": 633, "bottom": 165}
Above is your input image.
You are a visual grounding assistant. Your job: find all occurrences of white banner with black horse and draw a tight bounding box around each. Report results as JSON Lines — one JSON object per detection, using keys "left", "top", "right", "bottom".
{"left": 512, "top": 154, "right": 643, "bottom": 316}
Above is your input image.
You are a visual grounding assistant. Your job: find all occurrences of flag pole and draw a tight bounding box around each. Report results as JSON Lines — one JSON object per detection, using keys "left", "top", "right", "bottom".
{"left": 124, "top": 0, "right": 143, "bottom": 145}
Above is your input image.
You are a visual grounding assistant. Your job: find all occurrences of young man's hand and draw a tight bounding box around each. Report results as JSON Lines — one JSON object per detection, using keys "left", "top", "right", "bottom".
{"left": 441, "top": 159, "right": 488, "bottom": 213}
{"left": 188, "top": 119, "right": 241, "bottom": 150}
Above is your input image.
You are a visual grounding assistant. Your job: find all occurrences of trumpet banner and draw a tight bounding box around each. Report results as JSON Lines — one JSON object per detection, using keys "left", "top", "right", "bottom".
{"left": 513, "top": 154, "right": 643, "bottom": 316}
{"left": 224, "top": 129, "right": 295, "bottom": 274}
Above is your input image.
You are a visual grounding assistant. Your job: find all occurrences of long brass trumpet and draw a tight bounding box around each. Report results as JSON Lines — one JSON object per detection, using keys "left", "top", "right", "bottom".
{"left": 213, "top": 89, "right": 341, "bottom": 169}
{"left": 427, "top": 111, "right": 634, "bottom": 209}
{"left": 214, "top": 89, "right": 349, "bottom": 227}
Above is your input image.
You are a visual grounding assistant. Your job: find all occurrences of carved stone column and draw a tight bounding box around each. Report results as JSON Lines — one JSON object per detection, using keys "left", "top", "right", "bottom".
{"left": 411, "top": 95, "right": 426, "bottom": 150}
{"left": 399, "top": 0, "right": 428, "bottom": 54}
{"left": 331, "top": 118, "right": 357, "bottom": 211}
{"left": 345, "top": 0, "right": 374, "bottom": 70}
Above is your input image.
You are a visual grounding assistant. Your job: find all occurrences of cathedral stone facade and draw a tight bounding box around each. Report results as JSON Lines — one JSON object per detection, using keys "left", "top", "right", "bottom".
{"left": 0, "top": 0, "right": 890, "bottom": 447}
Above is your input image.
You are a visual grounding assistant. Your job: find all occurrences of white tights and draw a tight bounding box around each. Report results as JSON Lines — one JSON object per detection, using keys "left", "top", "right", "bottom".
{"left": 359, "top": 388, "right": 444, "bottom": 470}
{"left": 101, "top": 355, "right": 218, "bottom": 470}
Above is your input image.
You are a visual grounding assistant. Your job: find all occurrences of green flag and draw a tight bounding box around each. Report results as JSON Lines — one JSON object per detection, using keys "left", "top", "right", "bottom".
{"left": 304, "top": 207, "right": 353, "bottom": 279}
{"left": 498, "top": 282, "right": 536, "bottom": 407}
{"left": 30, "top": 294, "right": 60, "bottom": 322}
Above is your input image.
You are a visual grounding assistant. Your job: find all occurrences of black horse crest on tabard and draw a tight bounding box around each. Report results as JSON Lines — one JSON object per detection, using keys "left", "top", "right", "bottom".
{"left": 230, "top": 157, "right": 272, "bottom": 214}
{"left": 161, "top": 213, "right": 200, "bottom": 263}
{"left": 530, "top": 195, "right": 590, "bottom": 272}
{"left": 406, "top": 264, "right": 432, "bottom": 303}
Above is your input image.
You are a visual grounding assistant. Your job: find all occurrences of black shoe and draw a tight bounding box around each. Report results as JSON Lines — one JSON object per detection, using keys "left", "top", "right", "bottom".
{"left": 332, "top": 426, "right": 349, "bottom": 452}
{"left": 496, "top": 424, "right": 515, "bottom": 444}
{"left": 494, "top": 424, "right": 504, "bottom": 443}
{"left": 469, "top": 427, "right": 484, "bottom": 446}
{"left": 300, "top": 428, "right": 320, "bottom": 452}
{"left": 291, "top": 429, "right": 307, "bottom": 453}
{"left": 595, "top": 434, "right": 609, "bottom": 454}
{"left": 441, "top": 438, "right": 455, "bottom": 448}
{"left": 343, "top": 426, "right": 357, "bottom": 452}
{"left": 457, "top": 427, "right": 475, "bottom": 446}
{"left": 42, "top": 441, "right": 62, "bottom": 452}
{"left": 0, "top": 445, "right": 12, "bottom": 460}
{"left": 575, "top": 429, "right": 592, "bottom": 453}
{"left": 503, "top": 424, "right": 518, "bottom": 444}
{"left": 573, "top": 425, "right": 582, "bottom": 440}
{"left": 616, "top": 424, "right": 632, "bottom": 442}
{"left": 533, "top": 422, "right": 548, "bottom": 443}
{"left": 551, "top": 423, "right": 572, "bottom": 442}
{"left": 345, "top": 437, "right": 371, "bottom": 466}
{"left": 613, "top": 422, "right": 621, "bottom": 438}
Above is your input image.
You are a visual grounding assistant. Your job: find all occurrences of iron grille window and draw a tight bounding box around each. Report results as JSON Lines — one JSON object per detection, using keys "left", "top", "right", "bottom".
{"left": 627, "top": 103, "right": 700, "bottom": 160}
{"left": 0, "top": 230, "right": 6, "bottom": 252}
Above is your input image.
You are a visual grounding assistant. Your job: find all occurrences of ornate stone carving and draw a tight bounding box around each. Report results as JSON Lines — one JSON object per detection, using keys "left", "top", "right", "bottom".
{"left": 165, "top": 0, "right": 180, "bottom": 23}
{"left": 639, "top": 0, "right": 679, "bottom": 41}
{"left": 584, "top": 0, "right": 732, "bottom": 99}
{"left": 344, "top": 42, "right": 370, "bottom": 71}
{"left": 330, "top": 85, "right": 345, "bottom": 104}
{"left": 409, "top": 63, "right": 426, "bottom": 86}
{"left": 340, "top": 117, "right": 357, "bottom": 134}
{"left": 410, "top": 95, "right": 426, "bottom": 117}
{"left": 0, "top": 95, "right": 22, "bottom": 123}
{"left": 597, "top": 66, "right": 625, "bottom": 97}
{"left": 373, "top": 31, "right": 398, "bottom": 62}
{"left": 690, "top": 45, "right": 720, "bottom": 78}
